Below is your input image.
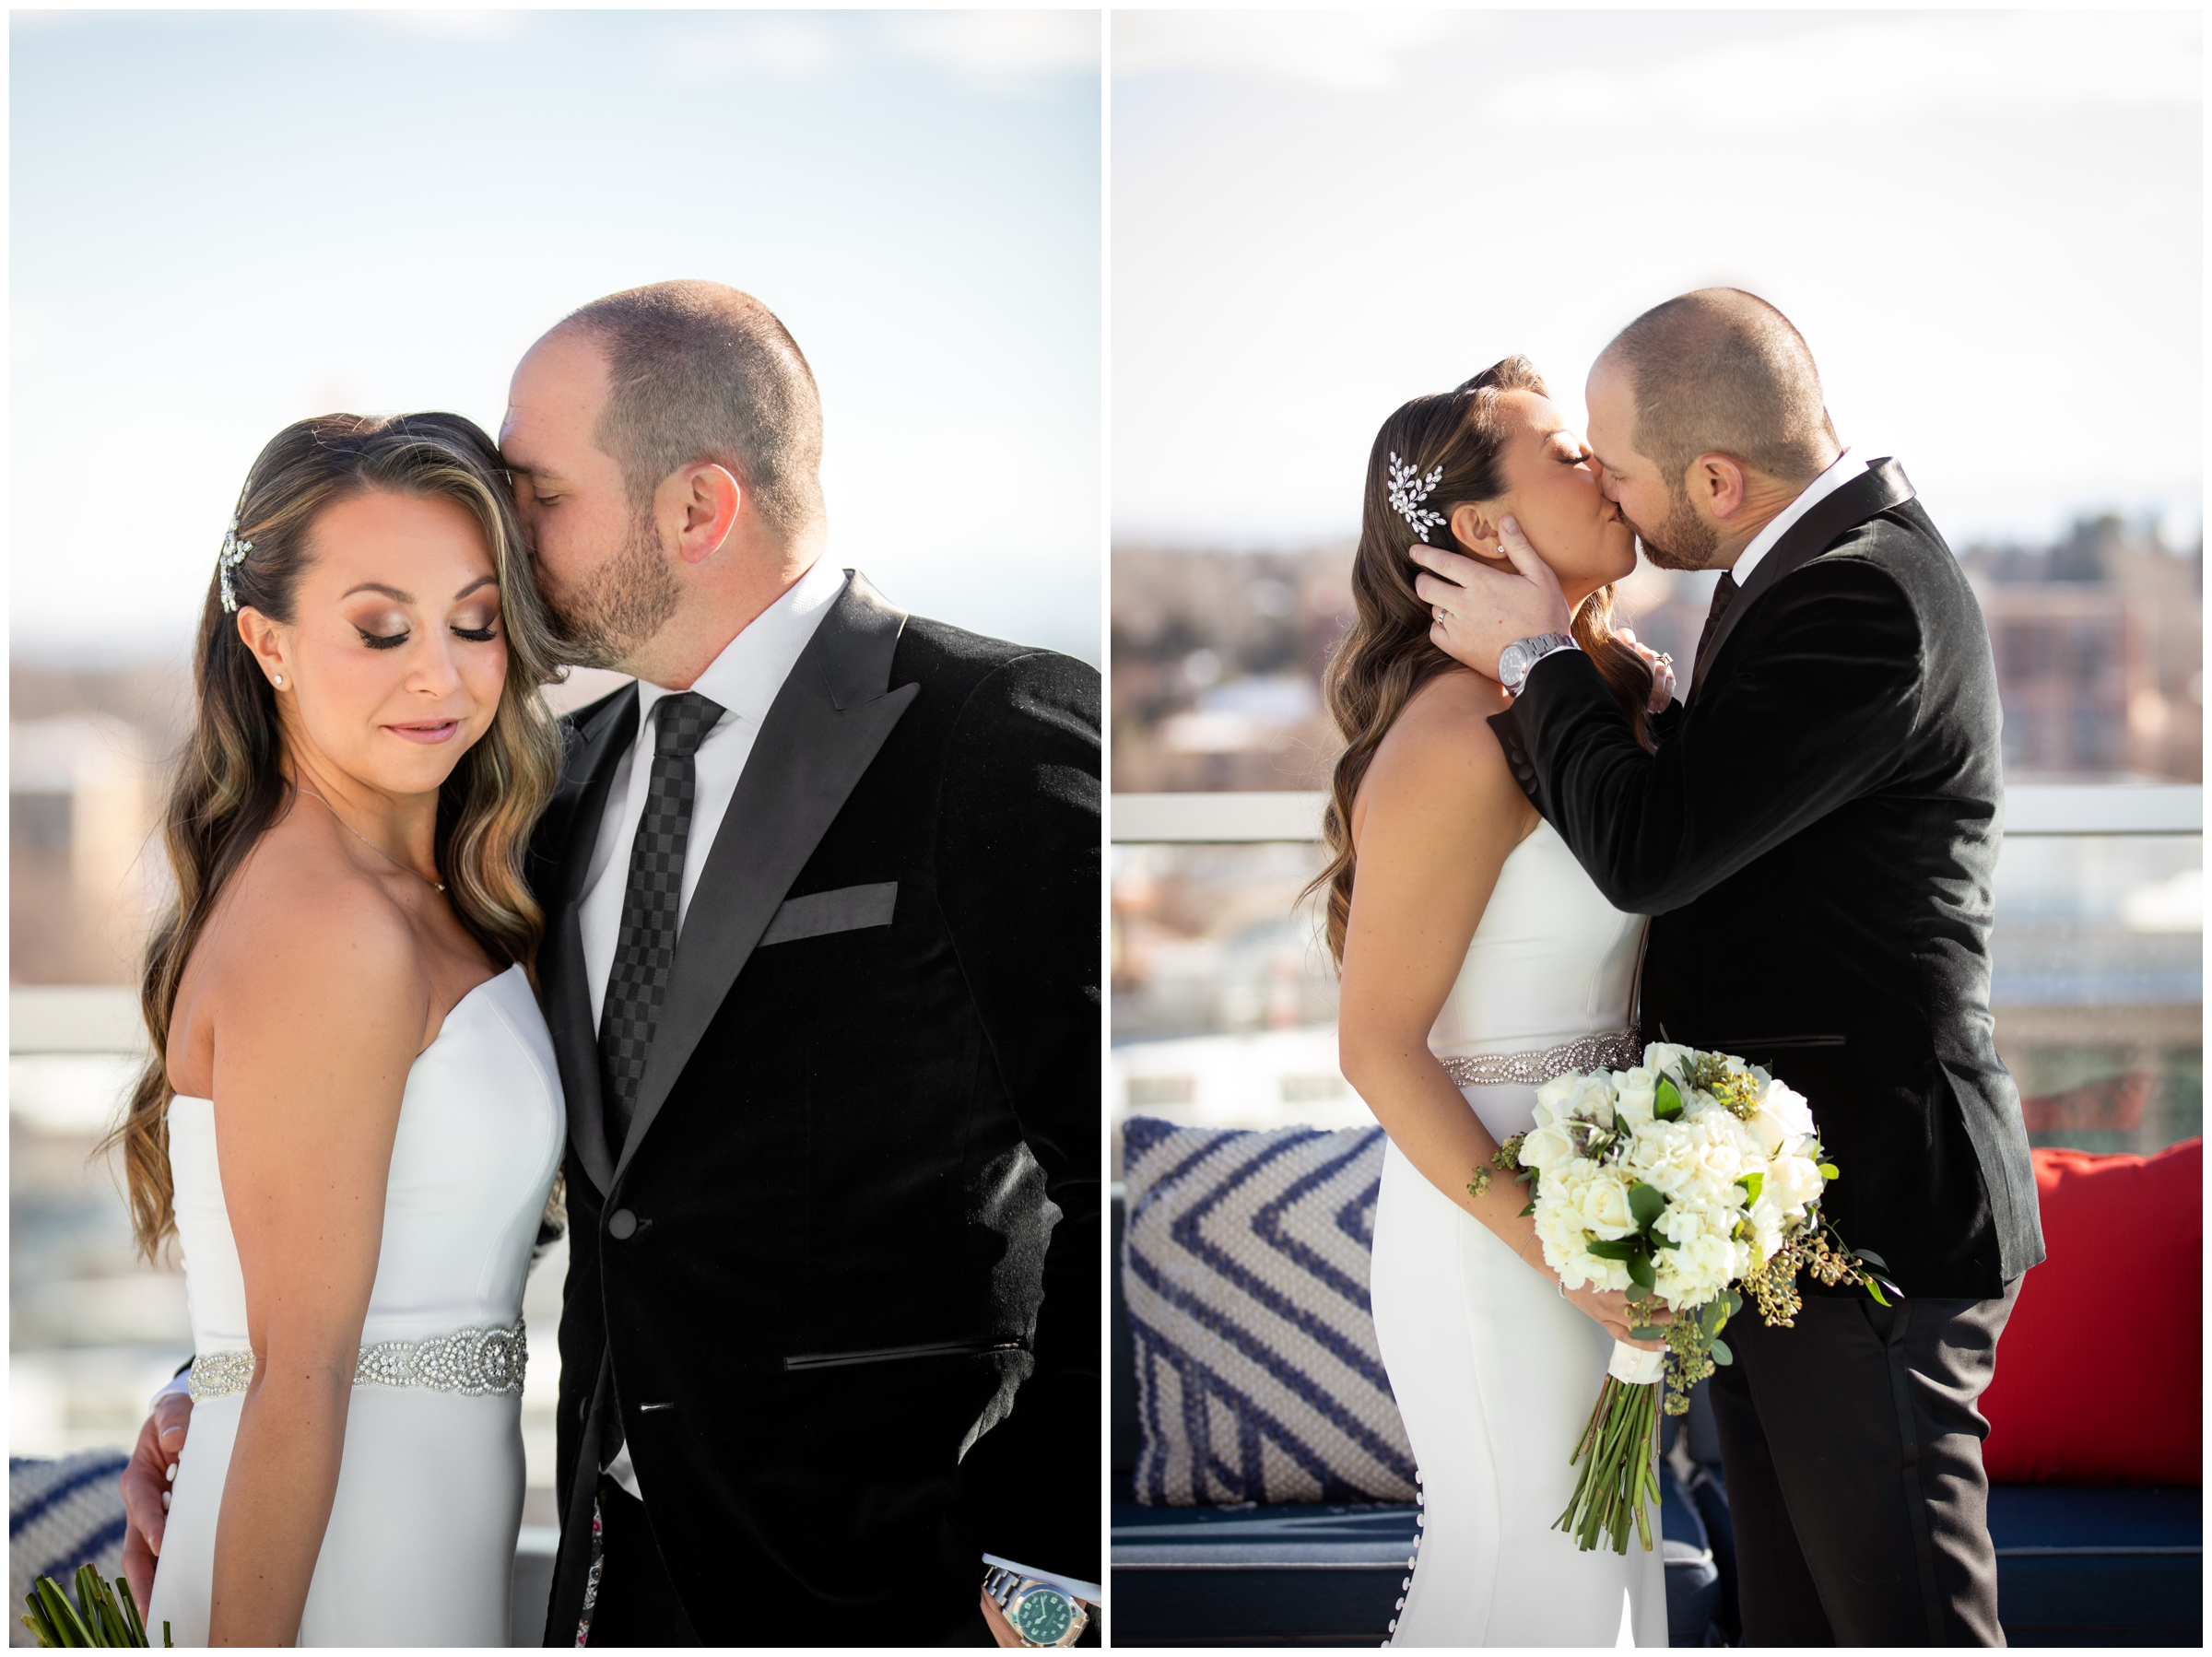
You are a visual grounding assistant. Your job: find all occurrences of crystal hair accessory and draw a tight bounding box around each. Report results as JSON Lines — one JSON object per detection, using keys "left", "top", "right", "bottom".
{"left": 217, "top": 516, "right": 254, "bottom": 614}
{"left": 1386, "top": 452, "right": 1447, "bottom": 542}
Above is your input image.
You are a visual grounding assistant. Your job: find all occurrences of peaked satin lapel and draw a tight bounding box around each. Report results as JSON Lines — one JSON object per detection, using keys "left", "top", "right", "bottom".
{"left": 609, "top": 570, "right": 918, "bottom": 1191}
{"left": 543, "top": 682, "right": 640, "bottom": 1196}
{"left": 1688, "top": 458, "right": 1916, "bottom": 703}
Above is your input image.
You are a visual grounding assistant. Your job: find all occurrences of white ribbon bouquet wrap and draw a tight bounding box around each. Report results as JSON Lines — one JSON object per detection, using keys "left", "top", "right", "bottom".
{"left": 1488, "top": 1043, "right": 1892, "bottom": 1554}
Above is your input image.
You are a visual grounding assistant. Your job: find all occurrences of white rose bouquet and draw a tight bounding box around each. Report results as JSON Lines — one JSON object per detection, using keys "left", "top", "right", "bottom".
{"left": 1474, "top": 1042, "right": 1892, "bottom": 1554}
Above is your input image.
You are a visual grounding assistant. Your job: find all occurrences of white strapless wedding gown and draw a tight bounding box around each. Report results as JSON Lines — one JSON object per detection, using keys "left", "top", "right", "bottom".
{"left": 1370, "top": 821, "right": 1668, "bottom": 1647}
{"left": 148, "top": 964, "right": 565, "bottom": 1647}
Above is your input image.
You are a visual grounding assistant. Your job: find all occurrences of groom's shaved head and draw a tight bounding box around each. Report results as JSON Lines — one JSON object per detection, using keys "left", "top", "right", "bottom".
{"left": 1598, "top": 288, "right": 1837, "bottom": 491}
{"left": 554, "top": 280, "right": 824, "bottom": 538}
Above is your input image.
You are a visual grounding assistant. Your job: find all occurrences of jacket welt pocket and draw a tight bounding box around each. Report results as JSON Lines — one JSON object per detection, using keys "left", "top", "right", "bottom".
{"left": 759, "top": 881, "right": 898, "bottom": 946}
{"left": 1711, "top": 1035, "right": 1848, "bottom": 1052}
{"left": 782, "top": 1336, "right": 1023, "bottom": 1373}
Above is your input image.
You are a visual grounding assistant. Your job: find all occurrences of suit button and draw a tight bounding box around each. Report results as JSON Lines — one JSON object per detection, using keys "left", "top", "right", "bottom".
{"left": 607, "top": 1209, "right": 638, "bottom": 1240}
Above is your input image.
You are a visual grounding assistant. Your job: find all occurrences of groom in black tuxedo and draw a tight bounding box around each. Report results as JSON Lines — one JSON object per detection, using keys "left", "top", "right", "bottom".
{"left": 1411, "top": 289, "right": 2042, "bottom": 1645}
{"left": 501, "top": 282, "right": 1099, "bottom": 1645}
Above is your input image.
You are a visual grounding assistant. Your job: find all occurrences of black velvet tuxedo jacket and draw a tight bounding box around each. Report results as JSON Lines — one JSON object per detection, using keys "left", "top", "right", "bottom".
{"left": 531, "top": 571, "right": 1100, "bottom": 1643}
{"left": 1492, "top": 461, "right": 2043, "bottom": 1299}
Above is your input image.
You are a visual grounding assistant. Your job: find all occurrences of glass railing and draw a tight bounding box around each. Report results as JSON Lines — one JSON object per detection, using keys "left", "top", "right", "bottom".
{"left": 1111, "top": 786, "right": 2204, "bottom": 1172}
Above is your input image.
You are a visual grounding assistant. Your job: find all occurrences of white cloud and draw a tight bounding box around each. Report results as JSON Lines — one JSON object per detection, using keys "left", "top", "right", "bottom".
{"left": 660, "top": 15, "right": 844, "bottom": 86}
{"left": 362, "top": 11, "right": 529, "bottom": 44}
{"left": 1114, "top": 8, "right": 1477, "bottom": 96}
{"left": 1488, "top": 10, "right": 2203, "bottom": 130}
{"left": 885, "top": 11, "right": 1100, "bottom": 89}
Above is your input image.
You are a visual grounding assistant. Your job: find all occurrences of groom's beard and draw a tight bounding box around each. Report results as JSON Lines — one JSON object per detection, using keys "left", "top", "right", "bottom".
{"left": 1630, "top": 487, "right": 1722, "bottom": 572}
{"left": 541, "top": 511, "right": 682, "bottom": 672}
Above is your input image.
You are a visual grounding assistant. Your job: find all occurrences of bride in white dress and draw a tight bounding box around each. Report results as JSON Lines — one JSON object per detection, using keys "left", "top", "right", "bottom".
{"left": 1317, "top": 358, "right": 1677, "bottom": 1646}
{"left": 110, "top": 412, "right": 567, "bottom": 1645}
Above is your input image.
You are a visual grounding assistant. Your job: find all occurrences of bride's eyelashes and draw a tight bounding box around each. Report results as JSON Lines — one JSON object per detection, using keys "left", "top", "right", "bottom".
{"left": 353, "top": 621, "right": 500, "bottom": 650}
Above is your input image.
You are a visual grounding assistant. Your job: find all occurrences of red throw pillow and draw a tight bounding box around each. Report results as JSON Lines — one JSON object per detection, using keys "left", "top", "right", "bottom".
{"left": 1980, "top": 1138, "right": 2201, "bottom": 1485}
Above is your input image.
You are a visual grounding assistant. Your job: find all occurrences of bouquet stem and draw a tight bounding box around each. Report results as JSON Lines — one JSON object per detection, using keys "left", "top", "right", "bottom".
{"left": 1554, "top": 1365, "right": 1662, "bottom": 1555}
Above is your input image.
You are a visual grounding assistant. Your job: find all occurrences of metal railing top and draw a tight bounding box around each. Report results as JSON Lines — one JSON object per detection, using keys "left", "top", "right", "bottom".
{"left": 1110, "top": 784, "right": 2204, "bottom": 842}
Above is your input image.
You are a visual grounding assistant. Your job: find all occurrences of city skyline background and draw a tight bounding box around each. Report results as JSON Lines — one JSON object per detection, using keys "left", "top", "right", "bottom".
{"left": 13, "top": 8, "right": 1102, "bottom": 667}
{"left": 1113, "top": 8, "right": 2202, "bottom": 551}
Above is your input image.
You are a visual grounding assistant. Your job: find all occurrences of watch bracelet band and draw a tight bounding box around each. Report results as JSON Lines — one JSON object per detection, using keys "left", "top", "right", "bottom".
{"left": 982, "top": 1565, "right": 1088, "bottom": 1647}
{"left": 1503, "top": 630, "right": 1579, "bottom": 695}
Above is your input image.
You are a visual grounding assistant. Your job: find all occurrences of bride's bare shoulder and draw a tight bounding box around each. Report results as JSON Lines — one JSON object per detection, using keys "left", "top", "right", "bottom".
{"left": 181, "top": 815, "right": 426, "bottom": 1042}
{"left": 1353, "top": 669, "right": 1532, "bottom": 840}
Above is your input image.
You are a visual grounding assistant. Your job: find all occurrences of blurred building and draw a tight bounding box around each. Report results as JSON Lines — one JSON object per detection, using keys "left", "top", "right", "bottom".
{"left": 1960, "top": 514, "right": 2203, "bottom": 782}
{"left": 9, "top": 662, "right": 187, "bottom": 985}
{"left": 1111, "top": 546, "right": 1355, "bottom": 793}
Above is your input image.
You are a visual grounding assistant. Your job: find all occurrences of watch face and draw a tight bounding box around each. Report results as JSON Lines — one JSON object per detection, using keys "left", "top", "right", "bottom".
{"left": 1011, "top": 1587, "right": 1076, "bottom": 1645}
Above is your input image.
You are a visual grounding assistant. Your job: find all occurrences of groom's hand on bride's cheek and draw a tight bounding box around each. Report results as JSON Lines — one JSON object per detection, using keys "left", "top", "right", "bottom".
{"left": 120, "top": 1392, "right": 192, "bottom": 1609}
{"left": 1409, "top": 516, "right": 1572, "bottom": 681}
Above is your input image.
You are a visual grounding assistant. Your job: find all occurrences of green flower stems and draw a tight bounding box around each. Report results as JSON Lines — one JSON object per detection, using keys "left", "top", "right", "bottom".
{"left": 1554, "top": 1376, "right": 1662, "bottom": 1555}
{"left": 19, "top": 1566, "right": 171, "bottom": 1647}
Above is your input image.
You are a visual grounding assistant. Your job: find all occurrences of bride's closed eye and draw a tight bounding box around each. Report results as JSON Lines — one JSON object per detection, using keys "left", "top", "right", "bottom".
{"left": 354, "top": 620, "right": 500, "bottom": 650}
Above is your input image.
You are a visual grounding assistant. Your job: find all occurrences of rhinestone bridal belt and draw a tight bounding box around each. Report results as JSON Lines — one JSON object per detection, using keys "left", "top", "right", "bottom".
{"left": 187, "top": 1319, "right": 527, "bottom": 1404}
{"left": 1435, "top": 1028, "right": 1643, "bottom": 1088}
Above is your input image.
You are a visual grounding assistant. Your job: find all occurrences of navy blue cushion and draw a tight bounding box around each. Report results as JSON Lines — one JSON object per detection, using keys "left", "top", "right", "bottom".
{"left": 1988, "top": 1485, "right": 2201, "bottom": 1647}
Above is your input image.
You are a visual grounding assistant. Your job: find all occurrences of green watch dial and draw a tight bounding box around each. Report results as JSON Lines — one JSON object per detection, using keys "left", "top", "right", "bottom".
{"left": 1011, "top": 1587, "right": 1075, "bottom": 1644}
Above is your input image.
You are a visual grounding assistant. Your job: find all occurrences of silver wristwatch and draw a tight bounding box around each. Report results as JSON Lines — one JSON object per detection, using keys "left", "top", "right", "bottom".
{"left": 982, "top": 1565, "right": 1089, "bottom": 1647}
{"left": 1498, "top": 631, "right": 1578, "bottom": 696}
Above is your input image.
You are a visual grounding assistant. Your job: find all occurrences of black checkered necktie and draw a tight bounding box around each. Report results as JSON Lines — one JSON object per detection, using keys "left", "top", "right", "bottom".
{"left": 598, "top": 690, "right": 724, "bottom": 1161}
{"left": 1688, "top": 570, "right": 1741, "bottom": 698}
{"left": 1696, "top": 570, "right": 1740, "bottom": 659}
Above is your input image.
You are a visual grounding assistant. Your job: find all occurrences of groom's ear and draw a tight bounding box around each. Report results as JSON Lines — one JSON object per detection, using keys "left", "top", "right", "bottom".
{"left": 664, "top": 463, "right": 744, "bottom": 565}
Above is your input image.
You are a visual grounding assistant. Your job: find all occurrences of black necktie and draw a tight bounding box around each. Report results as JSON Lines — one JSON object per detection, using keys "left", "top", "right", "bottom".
{"left": 598, "top": 691, "right": 724, "bottom": 1163}
{"left": 1689, "top": 571, "right": 1740, "bottom": 697}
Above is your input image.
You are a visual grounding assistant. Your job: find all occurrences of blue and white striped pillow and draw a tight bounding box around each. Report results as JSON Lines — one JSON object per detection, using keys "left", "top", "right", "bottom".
{"left": 1121, "top": 1117, "right": 1417, "bottom": 1506}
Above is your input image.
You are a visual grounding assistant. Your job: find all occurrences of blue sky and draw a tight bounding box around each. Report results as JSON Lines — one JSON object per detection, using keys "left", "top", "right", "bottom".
{"left": 1112, "top": 9, "right": 2203, "bottom": 552}
{"left": 11, "top": 9, "right": 1101, "bottom": 664}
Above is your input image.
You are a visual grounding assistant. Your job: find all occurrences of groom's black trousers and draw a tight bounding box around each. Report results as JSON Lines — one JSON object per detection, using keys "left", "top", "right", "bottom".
{"left": 1707, "top": 1280, "right": 2020, "bottom": 1645}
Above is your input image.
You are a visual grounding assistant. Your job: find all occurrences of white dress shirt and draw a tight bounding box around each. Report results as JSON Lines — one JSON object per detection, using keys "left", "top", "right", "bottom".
{"left": 1728, "top": 448, "right": 1868, "bottom": 588}
{"left": 584, "top": 554, "right": 845, "bottom": 1500}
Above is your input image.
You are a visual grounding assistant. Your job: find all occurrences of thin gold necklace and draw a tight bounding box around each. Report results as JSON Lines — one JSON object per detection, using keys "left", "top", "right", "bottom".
{"left": 292, "top": 787, "right": 446, "bottom": 894}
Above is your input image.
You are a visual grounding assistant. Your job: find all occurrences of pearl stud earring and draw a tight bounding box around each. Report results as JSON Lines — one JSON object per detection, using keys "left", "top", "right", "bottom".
{"left": 273, "top": 674, "right": 283, "bottom": 687}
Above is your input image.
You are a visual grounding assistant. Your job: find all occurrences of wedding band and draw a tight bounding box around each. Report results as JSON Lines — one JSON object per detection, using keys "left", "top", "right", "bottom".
{"left": 1433, "top": 606, "right": 1444, "bottom": 622}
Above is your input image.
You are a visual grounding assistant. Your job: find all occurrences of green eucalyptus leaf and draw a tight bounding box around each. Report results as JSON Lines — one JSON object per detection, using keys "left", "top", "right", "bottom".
{"left": 1627, "top": 1251, "right": 1656, "bottom": 1291}
{"left": 1865, "top": 1278, "right": 1893, "bottom": 1308}
{"left": 1709, "top": 1335, "right": 1735, "bottom": 1365}
{"left": 1735, "top": 1171, "right": 1763, "bottom": 1206}
{"left": 1853, "top": 1248, "right": 1890, "bottom": 1270}
{"left": 1584, "top": 1237, "right": 1639, "bottom": 1261}
{"left": 1653, "top": 1075, "right": 1684, "bottom": 1120}
{"left": 1818, "top": 1163, "right": 1840, "bottom": 1181}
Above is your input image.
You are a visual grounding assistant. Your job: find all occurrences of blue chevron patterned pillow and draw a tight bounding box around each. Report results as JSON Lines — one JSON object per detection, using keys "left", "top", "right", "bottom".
{"left": 1121, "top": 1116, "right": 1417, "bottom": 1507}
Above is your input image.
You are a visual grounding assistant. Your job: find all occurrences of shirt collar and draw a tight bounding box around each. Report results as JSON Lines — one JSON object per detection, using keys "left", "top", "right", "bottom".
{"left": 633, "top": 557, "right": 849, "bottom": 735}
{"left": 1730, "top": 449, "right": 1868, "bottom": 587}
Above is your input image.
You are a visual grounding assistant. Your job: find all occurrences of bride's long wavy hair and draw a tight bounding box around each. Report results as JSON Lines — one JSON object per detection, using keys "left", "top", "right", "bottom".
{"left": 106, "top": 413, "right": 566, "bottom": 1261}
{"left": 1305, "top": 358, "right": 1655, "bottom": 968}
